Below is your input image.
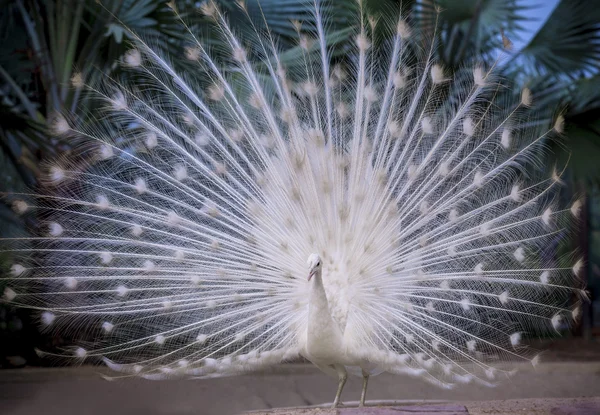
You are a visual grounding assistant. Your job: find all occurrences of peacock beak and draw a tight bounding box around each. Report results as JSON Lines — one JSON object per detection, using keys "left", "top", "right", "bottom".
{"left": 308, "top": 270, "right": 315, "bottom": 281}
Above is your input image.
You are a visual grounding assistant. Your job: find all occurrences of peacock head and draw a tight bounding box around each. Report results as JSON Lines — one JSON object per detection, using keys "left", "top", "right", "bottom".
{"left": 307, "top": 253, "right": 322, "bottom": 281}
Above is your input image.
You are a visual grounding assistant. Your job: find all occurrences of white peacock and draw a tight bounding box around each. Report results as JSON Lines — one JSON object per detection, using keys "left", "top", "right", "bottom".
{"left": 2, "top": 0, "right": 585, "bottom": 408}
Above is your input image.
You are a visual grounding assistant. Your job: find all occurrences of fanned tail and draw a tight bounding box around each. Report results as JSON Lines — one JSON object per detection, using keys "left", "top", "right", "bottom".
{"left": 2, "top": 1, "right": 584, "bottom": 386}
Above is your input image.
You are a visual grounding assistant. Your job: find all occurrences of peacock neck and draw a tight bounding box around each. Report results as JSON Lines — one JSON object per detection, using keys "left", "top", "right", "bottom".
{"left": 306, "top": 269, "right": 344, "bottom": 360}
{"left": 308, "top": 272, "right": 333, "bottom": 325}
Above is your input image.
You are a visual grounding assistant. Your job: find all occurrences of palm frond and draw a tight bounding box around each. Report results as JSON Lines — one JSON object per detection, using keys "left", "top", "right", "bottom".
{"left": 418, "top": 0, "right": 529, "bottom": 67}
{"left": 515, "top": 0, "right": 600, "bottom": 78}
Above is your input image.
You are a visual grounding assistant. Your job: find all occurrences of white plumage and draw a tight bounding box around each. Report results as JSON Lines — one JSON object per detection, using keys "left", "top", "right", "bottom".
{"left": 2, "top": 1, "right": 585, "bottom": 408}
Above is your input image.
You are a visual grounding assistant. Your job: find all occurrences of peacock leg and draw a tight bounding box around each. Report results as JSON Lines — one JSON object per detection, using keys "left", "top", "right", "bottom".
{"left": 359, "top": 369, "right": 369, "bottom": 407}
{"left": 331, "top": 365, "right": 348, "bottom": 408}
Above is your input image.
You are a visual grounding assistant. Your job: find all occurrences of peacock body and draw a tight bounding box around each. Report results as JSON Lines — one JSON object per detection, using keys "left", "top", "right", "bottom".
{"left": 2, "top": 1, "right": 585, "bottom": 407}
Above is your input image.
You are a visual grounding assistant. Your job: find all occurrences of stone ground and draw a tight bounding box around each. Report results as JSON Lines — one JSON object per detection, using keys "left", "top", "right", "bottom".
{"left": 1, "top": 361, "right": 600, "bottom": 415}
{"left": 0, "top": 340, "right": 599, "bottom": 415}
{"left": 247, "top": 398, "right": 600, "bottom": 415}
